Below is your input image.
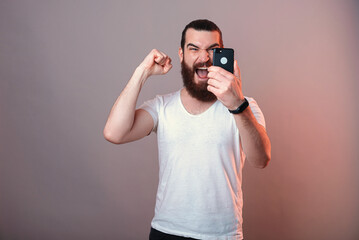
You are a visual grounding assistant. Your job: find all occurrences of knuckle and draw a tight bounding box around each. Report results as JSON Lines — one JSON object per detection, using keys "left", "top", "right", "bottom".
{"left": 224, "top": 82, "right": 231, "bottom": 90}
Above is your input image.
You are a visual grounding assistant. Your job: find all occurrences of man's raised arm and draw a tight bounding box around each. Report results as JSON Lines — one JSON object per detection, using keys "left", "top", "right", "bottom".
{"left": 103, "top": 49, "right": 172, "bottom": 144}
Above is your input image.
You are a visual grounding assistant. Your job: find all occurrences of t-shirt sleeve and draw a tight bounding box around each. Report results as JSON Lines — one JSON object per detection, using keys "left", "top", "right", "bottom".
{"left": 246, "top": 97, "right": 266, "bottom": 129}
{"left": 138, "top": 96, "right": 161, "bottom": 133}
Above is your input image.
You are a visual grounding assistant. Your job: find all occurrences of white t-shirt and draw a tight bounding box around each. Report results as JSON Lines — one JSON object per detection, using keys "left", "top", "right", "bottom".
{"left": 140, "top": 90, "right": 266, "bottom": 240}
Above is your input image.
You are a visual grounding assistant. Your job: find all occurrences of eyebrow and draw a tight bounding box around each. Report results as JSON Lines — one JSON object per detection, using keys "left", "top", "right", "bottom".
{"left": 186, "top": 43, "right": 220, "bottom": 49}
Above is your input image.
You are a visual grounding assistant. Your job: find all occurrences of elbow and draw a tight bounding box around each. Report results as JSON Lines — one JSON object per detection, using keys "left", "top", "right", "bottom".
{"left": 261, "top": 151, "right": 271, "bottom": 168}
{"left": 250, "top": 151, "right": 271, "bottom": 169}
{"left": 257, "top": 142, "right": 271, "bottom": 169}
{"left": 103, "top": 128, "right": 124, "bottom": 145}
{"left": 257, "top": 154, "right": 271, "bottom": 169}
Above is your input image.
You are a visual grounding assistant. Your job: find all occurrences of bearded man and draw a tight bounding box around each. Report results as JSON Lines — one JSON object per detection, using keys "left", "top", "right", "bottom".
{"left": 104, "top": 19, "right": 271, "bottom": 240}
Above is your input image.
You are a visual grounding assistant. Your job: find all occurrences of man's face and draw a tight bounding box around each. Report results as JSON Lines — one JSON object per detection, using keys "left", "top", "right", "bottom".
{"left": 179, "top": 29, "right": 222, "bottom": 102}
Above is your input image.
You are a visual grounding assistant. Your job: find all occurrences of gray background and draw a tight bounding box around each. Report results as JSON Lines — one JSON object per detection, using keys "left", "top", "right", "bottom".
{"left": 1, "top": 0, "right": 358, "bottom": 239}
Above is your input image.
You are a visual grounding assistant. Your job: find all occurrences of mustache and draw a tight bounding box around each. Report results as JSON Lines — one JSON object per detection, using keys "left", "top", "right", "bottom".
{"left": 194, "top": 60, "right": 212, "bottom": 69}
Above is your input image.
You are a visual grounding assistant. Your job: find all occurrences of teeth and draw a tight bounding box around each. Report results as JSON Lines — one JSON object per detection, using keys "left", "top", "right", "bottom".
{"left": 197, "top": 67, "right": 208, "bottom": 70}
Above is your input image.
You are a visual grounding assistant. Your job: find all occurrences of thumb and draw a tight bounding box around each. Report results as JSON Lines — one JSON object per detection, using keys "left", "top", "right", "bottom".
{"left": 234, "top": 60, "right": 241, "bottom": 79}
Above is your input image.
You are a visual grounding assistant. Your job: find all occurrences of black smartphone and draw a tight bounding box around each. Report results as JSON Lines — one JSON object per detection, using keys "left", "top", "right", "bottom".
{"left": 213, "top": 48, "right": 234, "bottom": 73}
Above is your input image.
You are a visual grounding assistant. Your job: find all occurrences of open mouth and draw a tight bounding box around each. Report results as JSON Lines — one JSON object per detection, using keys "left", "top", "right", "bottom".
{"left": 195, "top": 67, "right": 209, "bottom": 80}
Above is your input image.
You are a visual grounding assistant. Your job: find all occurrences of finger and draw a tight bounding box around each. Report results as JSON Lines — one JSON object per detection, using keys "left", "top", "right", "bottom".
{"left": 207, "top": 85, "right": 220, "bottom": 96}
{"left": 208, "top": 65, "right": 222, "bottom": 73}
{"left": 163, "top": 57, "right": 173, "bottom": 73}
{"left": 234, "top": 60, "right": 241, "bottom": 79}
{"left": 154, "top": 54, "right": 167, "bottom": 65}
{"left": 207, "top": 71, "right": 223, "bottom": 82}
{"left": 166, "top": 56, "right": 172, "bottom": 65}
{"left": 208, "top": 65, "right": 233, "bottom": 80}
{"left": 153, "top": 50, "right": 168, "bottom": 65}
{"left": 207, "top": 66, "right": 224, "bottom": 79}
{"left": 208, "top": 70, "right": 231, "bottom": 84}
{"left": 207, "top": 78, "right": 221, "bottom": 88}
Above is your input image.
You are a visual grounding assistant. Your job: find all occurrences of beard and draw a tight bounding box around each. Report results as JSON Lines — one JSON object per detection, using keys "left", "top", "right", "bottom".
{"left": 181, "top": 60, "right": 217, "bottom": 102}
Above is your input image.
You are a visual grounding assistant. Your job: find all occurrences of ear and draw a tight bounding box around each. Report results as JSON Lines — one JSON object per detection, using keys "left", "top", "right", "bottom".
{"left": 178, "top": 47, "right": 183, "bottom": 63}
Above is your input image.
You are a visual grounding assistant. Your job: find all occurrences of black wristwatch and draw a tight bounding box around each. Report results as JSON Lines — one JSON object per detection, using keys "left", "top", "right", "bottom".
{"left": 228, "top": 98, "right": 249, "bottom": 114}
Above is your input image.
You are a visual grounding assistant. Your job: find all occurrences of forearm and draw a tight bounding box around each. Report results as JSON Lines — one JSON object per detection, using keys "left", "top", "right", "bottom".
{"left": 234, "top": 107, "right": 271, "bottom": 168}
{"left": 103, "top": 66, "right": 148, "bottom": 143}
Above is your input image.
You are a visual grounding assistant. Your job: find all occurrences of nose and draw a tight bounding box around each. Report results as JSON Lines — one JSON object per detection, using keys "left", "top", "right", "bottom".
{"left": 198, "top": 49, "right": 210, "bottom": 62}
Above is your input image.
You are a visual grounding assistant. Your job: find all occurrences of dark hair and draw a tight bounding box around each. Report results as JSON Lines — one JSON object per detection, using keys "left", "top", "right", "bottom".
{"left": 180, "top": 19, "right": 223, "bottom": 49}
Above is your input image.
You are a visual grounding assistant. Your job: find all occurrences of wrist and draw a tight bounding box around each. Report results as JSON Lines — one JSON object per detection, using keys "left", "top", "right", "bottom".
{"left": 134, "top": 65, "right": 150, "bottom": 85}
{"left": 228, "top": 97, "right": 245, "bottom": 111}
{"left": 228, "top": 98, "right": 249, "bottom": 114}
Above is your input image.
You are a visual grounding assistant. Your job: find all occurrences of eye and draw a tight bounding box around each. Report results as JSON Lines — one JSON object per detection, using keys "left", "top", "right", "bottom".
{"left": 189, "top": 47, "right": 198, "bottom": 51}
{"left": 208, "top": 48, "right": 215, "bottom": 55}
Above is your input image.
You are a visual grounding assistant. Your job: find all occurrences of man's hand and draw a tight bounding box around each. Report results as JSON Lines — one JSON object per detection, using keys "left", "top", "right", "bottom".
{"left": 207, "top": 60, "right": 245, "bottom": 110}
{"left": 138, "top": 49, "right": 172, "bottom": 79}
{"left": 208, "top": 60, "right": 271, "bottom": 168}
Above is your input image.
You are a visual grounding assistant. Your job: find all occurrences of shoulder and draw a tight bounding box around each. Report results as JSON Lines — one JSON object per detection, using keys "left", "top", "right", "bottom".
{"left": 245, "top": 96, "right": 258, "bottom": 105}
{"left": 157, "top": 90, "right": 180, "bottom": 102}
{"left": 139, "top": 90, "right": 180, "bottom": 110}
{"left": 146, "top": 90, "right": 180, "bottom": 106}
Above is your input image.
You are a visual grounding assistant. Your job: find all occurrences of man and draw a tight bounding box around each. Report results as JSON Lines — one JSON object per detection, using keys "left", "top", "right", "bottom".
{"left": 104, "top": 19, "right": 271, "bottom": 240}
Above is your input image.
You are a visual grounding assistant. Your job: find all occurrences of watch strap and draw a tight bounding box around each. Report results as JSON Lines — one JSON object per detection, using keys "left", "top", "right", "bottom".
{"left": 228, "top": 98, "right": 249, "bottom": 114}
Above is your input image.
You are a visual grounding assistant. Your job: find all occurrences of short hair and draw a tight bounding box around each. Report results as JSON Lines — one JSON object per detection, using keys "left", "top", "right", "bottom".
{"left": 180, "top": 19, "right": 223, "bottom": 49}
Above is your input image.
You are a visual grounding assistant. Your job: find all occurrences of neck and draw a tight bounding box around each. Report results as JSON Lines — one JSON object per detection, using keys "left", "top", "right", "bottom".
{"left": 180, "top": 88, "right": 217, "bottom": 115}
